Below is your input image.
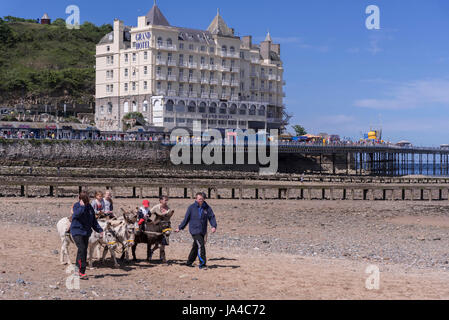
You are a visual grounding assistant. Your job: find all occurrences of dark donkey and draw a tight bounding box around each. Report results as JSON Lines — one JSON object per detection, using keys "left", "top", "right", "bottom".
{"left": 131, "top": 210, "right": 174, "bottom": 263}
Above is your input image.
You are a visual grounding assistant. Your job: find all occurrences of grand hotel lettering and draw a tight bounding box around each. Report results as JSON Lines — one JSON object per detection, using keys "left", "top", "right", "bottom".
{"left": 135, "top": 32, "right": 151, "bottom": 50}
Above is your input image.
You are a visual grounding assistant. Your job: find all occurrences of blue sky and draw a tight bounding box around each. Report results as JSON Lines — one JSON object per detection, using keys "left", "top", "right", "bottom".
{"left": 2, "top": 0, "right": 449, "bottom": 146}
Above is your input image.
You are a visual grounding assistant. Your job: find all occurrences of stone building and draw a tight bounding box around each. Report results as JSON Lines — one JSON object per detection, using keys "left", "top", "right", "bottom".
{"left": 95, "top": 3, "right": 286, "bottom": 132}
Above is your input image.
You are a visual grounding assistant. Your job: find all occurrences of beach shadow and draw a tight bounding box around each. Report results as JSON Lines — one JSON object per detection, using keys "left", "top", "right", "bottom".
{"left": 209, "top": 257, "right": 237, "bottom": 262}
{"left": 93, "top": 273, "right": 129, "bottom": 279}
{"left": 207, "top": 264, "right": 240, "bottom": 270}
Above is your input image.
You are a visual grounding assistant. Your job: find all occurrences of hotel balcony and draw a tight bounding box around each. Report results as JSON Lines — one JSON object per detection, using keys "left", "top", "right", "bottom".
{"left": 178, "top": 61, "right": 188, "bottom": 68}
{"left": 188, "top": 62, "right": 198, "bottom": 69}
{"left": 156, "top": 59, "right": 166, "bottom": 66}
{"left": 250, "top": 85, "right": 259, "bottom": 91}
{"left": 210, "top": 78, "right": 218, "bottom": 85}
{"left": 260, "top": 87, "right": 269, "bottom": 92}
{"left": 199, "top": 64, "right": 210, "bottom": 70}
{"left": 210, "top": 65, "right": 220, "bottom": 71}
{"left": 156, "top": 44, "right": 177, "bottom": 51}
{"left": 156, "top": 89, "right": 167, "bottom": 96}
{"left": 231, "top": 81, "right": 240, "bottom": 87}
{"left": 179, "top": 91, "right": 188, "bottom": 98}
{"left": 189, "top": 76, "right": 199, "bottom": 83}
{"left": 221, "top": 80, "right": 231, "bottom": 86}
{"left": 179, "top": 75, "right": 189, "bottom": 82}
{"left": 221, "top": 66, "right": 231, "bottom": 72}
{"left": 167, "top": 60, "right": 177, "bottom": 67}
{"left": 189, "top": 91, "right": 198, "bottom": 98}
{"left": 210, "top": 93, "right": 219, "bottom": 99}
{"left": 268, "top": 74, "right": 277, "bottom": 81}
{"left": 230, "top": 95, "right": 239, "bottom": 101}
{"left": 156, "top": 74, "right": 167, "bottom": 80}
{"left": 221, "top": 94, "right": 231, "bottom": 100}
{"left": 250, "top": 72, "right": 259, "bottom": 78}
{"left": 167, "top": 74, "right": 177, "bottom": 81}
{"left": 201, "top": 78, "right": 209, "bottom": 84}
{"left": 260, "top": 74, "right": 268, "bottom": 80}
{"left": 227, "top": 52, "right": 239, "bottom": 59}
{"left": 201, "top": 92, "right": 210, "bottom": 99}
{"left": 251, "top": 58, "right": 259, "bottom": 64}
{"left": 167, "top": 90, "right": 177, "bottom": 97}
{"left": 269, "top": 87, "right": 277, "bottom": 93}
{"left": 230, "top": 67, "right": 240, "bottom": 73}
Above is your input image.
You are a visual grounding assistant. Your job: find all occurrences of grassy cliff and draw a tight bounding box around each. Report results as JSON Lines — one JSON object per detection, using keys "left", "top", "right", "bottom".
{"left": 0, "top": 16, "right": 112, "bottom": 106}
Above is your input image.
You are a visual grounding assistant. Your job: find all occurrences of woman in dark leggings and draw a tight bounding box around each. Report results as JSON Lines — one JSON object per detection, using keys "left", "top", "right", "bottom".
{"left": 70, "top": 192, "right": 104, "bottom": 280}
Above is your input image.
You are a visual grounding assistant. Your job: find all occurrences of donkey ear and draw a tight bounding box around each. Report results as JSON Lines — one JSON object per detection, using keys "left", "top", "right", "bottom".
{"left": 166, "top": 210, "right": 174, "bottom": 219}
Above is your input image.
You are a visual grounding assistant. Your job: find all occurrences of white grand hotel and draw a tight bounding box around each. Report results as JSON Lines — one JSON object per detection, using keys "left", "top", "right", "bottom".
{"left": 95, "top": 3, "right": 286, "bottom": 132}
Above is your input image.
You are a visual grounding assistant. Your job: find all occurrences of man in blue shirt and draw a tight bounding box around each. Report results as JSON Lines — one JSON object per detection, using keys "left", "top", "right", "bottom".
{"left": 176, "top": 192, "right": 217, "bottom": 269}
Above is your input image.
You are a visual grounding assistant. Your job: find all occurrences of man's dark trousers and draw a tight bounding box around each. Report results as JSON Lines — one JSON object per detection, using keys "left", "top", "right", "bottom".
{"left": 187, "top": 234, "right": 206, "bottom": 267}
{"left": 73, "top": 235, "right": 89, "bottom": 274}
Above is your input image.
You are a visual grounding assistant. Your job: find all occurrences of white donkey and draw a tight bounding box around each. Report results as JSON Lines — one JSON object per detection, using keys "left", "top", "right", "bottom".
{"left": 56, "top": 217, "right": 119, "bottom": 268}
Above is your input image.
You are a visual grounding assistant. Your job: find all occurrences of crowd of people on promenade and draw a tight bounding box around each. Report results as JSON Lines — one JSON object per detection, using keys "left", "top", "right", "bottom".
{"left": 67, "top": 190, "right": 217, "bottom": 280}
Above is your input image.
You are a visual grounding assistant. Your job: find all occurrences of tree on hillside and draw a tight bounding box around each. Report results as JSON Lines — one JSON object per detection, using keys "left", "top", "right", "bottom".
{"left": 292, "top": 125, "right": 307, "bottom": 136}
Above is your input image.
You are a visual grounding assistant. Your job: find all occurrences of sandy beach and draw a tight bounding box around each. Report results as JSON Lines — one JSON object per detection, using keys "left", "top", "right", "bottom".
{"left": 1, "top": 197, "right": 449, "bottom": 300}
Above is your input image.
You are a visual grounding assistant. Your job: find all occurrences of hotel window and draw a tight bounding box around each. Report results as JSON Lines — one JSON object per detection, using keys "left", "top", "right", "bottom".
{"left": 167, "top": 82, "right": 172, "bottom": 91}
{"left": 132, "top": 53, "right": 136, "bottom": 62}
{"left": 230, "top": 47, "right": 235, "bottom": 55}
{"left": 125, "top": 54, "right": 129, "bottom": 63}
{"left": 240, "top": 52, "right": 244, "bottom": 59}
{"left": 201, "top": 46, "right": 205, "bottom": 52}
{"left": 168, "top": 53, "right": 173, "bottom": 63}
{"left": 132, "top": 68, "right": 136, "bottom": 77}
{"left": 157, "top": 52, "right": 162, "bottom": 60}
{"left": 157, "top": 66, "right": 161, "bottom": 76}
{"left": 144, "top": 66, "right": 148, "bottom": 75}
{"left": 200, "top": 85, "right": 205, "bottom": 94}
{"left": 209, "top": 47, "right": 214, "bottom": 53}
{"left": 210, "top": 58, "right": 214, "bottom": 66}
{"left": 168, "top": 68, "right": 172, "bottom": 76}
{"left": 143, "top": 100, "right": 149, "bottom": 112}
{"left": 108, "top": 103, "right": 113, "bottom": 113}
{"left": 200, "top": 56, "right": 205, "bottom": 65}
{"left": 201, "top": 70, "right": 205, "bottom": 79}
{"left": 210, "top": 72, "right": 214, "bottom": 80}
{"left": 231, "top": 74, "right": 235, "bottom": 82}
{"left": 144, "top": 51, "right": 148, "bottom": 60}
{"left": 189, "top": 55, "right": 193, "bottom": 63}
{"left": 189, "top": 84, "right": 193, "bottom": 93}
{"left": 124, "top": 102, "right": 129, "bottom": 113}
{"left": 124, "top": 68, "right": 128, "bottom": 77}
{"left": 100, "top": 106, "right": 104, "bottom": 114}
{"left": 110, "top": 84, "right": 114, "bottom": 92}
{"left": 179, "top": 43, "right": 184, "bottom": 50}
{"left": 132, "top": 82, "right": 136, "bottom": 91}
{"left": 167, "top": 38, "right": 172, "bottom": 47}
{"left": 189, "top": 70, "right": 193, "bottom": 79}
{"left": 124, "top": 83, "right": 128, "bottom": 92}
{"left": 179, "top": 54, "right": 184, "bottom": 64}
{"left": 107, "top": 46, "right": 110, "bottom": 52}
{"left": 144, "top": 81, "right": 148, "bottom": 90}
{"left": 179, "top": 69, "right": 184, "bottom": 77}
{"left": 222, "top": 73, "right": 226, "bottom": 81}
{"left": 222, "top": 59, "right": 226, "bottom": 67}
{"left": 132, "top": 101, "right": 137, "bottom": 112}
{"left": 157, "top": 82, "right": 162, "bottom": 90}
{"left": 189, "top": 44, "right": 194, "bottom": 51}
{"left": 269, "top": 69, "right": 273, "bottom": 75}
{"left": 157, "top": 37, "right": 163, "bottom": 46}
{"left": 179, "top": 83, "right": 184, "bottom": 93}
{"left": 231, "top": 88, "right": 235, "bottom": 96}
{"left": 240, "top": 82, "right": 245, "bottom": 91}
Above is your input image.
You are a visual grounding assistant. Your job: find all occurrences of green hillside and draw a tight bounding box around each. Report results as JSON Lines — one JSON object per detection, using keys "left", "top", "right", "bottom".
{"left": 0, "top": 16, "right": 112, "bottom": 106}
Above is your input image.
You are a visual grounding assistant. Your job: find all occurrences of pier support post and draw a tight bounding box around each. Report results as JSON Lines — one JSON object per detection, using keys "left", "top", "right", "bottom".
{"left": 21, "top": 185, "right": 25, "bottom": 197}
{"left": 255, "top": 188, "right": 259, "bottom": 200}
{"left": 49, "top": 186, "right": 54, "bottom": 197}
